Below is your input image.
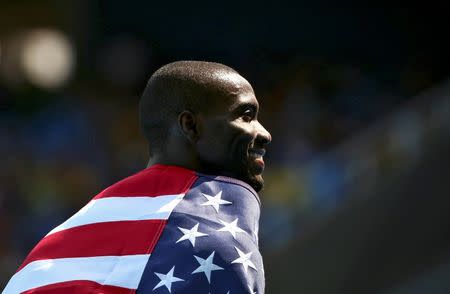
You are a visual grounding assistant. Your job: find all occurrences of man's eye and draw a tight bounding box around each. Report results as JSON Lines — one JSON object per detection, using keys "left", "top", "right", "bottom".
{"left": 241, "top": 111, "right": 253, "bottom": 122}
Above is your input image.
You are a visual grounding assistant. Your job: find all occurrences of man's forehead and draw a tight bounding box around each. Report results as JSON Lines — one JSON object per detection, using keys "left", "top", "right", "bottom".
{"left": 218, "top": 79, "right": 259, "bottom": 111}
{"left": 199, "top": 70, "right": 258, "bottom": 114}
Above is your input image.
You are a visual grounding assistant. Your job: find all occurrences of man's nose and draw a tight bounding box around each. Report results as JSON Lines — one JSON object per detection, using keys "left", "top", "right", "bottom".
{"left": 255, "top": 121, "right": 272, "bottom": 146}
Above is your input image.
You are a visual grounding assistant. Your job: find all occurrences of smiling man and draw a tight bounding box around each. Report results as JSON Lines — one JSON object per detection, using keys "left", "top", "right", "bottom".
{"left": 3, "top": 61, "right": 271, "bottom": 294}
{"left": 141, "top": 61, "right": 271, "bottom": 192}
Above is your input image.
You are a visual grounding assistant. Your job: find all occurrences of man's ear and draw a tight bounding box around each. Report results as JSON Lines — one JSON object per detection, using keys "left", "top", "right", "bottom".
{"left": 178, "top": 110, "right": 201, "bottom": 142}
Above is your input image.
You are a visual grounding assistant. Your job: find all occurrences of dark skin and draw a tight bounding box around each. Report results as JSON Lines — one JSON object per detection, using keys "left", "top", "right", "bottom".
{"left": 147, "top": 71, "right": 272, "bottom": 192}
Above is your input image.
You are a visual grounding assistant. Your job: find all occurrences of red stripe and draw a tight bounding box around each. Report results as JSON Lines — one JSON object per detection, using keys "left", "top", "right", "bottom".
{"left": 95, "top": 164, "right": 197, "bottom": 199}
{"left": 18, "top": 219, "right": 166, "bottom": 271}
{"left": 22, "top": 280, "right": 134, "bottom": 294}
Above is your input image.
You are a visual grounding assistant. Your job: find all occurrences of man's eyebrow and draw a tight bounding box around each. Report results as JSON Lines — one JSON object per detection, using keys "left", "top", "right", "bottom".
{"left": 230, "top": 102, "right": 258, "bottom": 113}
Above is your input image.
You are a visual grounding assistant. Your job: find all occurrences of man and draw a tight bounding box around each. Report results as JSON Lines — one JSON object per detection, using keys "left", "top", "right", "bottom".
{"left": 3, "top": 61, "right": 271, "bottom": 293}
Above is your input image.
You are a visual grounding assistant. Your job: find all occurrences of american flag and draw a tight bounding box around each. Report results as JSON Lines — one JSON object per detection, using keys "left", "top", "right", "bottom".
{"left": 3, "top": 164, "right": 265, "bottom": 293}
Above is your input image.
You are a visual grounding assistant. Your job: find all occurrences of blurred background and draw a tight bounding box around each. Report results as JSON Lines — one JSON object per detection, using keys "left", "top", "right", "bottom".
{"left": 1, "top": 1, "right": 449, "bottom": 292}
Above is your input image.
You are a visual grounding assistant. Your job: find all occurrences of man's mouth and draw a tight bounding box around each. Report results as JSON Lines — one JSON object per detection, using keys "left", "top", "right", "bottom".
{"left": 248, "top": 148, "right": 265, "bottom": 170}
{"left": 248, "top": 149, "right": 265, "bottom": 158}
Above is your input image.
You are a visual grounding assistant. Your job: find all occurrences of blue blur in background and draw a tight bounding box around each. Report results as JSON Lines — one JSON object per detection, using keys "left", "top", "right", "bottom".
{"left": 1, "top": 1, "right": 449, "bottom": 292}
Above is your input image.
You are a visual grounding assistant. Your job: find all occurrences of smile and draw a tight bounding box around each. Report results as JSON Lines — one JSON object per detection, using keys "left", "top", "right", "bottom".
{"left": 248, "top": 149, "right": 265, "bottom": 158}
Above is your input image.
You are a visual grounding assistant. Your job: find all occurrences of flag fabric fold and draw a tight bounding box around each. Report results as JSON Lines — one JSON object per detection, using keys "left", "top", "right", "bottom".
{"left": 3, "top": 164, "right": 264, "bottom": 294}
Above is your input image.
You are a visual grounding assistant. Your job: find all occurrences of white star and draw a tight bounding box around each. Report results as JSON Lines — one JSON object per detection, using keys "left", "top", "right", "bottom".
{"left": 200, "top": 191, "right": 232, "bottom": 213}
{"left": 176, "top": 223, "right": 208, "bottom": 247}
{"left": 192, "top": 251, "right": 224, "bottom": 283}
{"left": 231, "top": 246, "right": 257, "bottom": 274}
{"left": 153, "top": 266, "right": 184, "bottom": 293}
{"left": 217, "top": 218, "right": 245, "bottom": 239}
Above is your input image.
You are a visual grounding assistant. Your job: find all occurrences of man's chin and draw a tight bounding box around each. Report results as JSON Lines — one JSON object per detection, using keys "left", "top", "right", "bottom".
{"left": 245, "top": 174, "right": 264, "bottom": 192}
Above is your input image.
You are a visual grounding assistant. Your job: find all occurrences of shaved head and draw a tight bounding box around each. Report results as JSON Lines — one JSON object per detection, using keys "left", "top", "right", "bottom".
{"left": 139, "top": 60, "right": 250, "bottom": 154}
{"left": 139, "top": 60, "right": 271, "bottom": 191}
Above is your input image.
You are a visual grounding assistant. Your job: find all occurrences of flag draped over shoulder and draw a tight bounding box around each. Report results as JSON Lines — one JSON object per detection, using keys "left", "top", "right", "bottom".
{"left": 3, "top": 165, "right": 265, "bottom": 294}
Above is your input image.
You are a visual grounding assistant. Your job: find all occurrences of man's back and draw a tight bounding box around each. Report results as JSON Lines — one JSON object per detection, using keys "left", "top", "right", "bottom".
{"left": 3, "top": 164, "right": 264, "bottom": 293}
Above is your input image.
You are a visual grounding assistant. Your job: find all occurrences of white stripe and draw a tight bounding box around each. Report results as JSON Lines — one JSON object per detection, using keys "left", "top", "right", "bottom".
{"left": 47, "top": 194, "right": 184, "bottom": 235}
{"left": 2, "top": 254, "right": 151, "bottom": 293}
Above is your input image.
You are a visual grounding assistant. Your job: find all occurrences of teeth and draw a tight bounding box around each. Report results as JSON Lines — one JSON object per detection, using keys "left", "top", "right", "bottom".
{"left": 249, "top": 149, "right": 265, "bottom": 157}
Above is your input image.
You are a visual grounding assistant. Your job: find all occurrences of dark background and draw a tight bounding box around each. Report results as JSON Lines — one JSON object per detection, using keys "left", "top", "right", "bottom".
{"left": 1, "top": 1, "right": 450, "bottom": 292}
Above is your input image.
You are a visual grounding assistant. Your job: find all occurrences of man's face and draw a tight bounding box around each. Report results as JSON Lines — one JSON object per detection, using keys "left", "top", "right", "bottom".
{"left": 196, "top": 73, "right": 272, "bottom": 192}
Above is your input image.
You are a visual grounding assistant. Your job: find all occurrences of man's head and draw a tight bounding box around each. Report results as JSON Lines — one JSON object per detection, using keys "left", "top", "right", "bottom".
{"left": 139, "top": 61, "right": 271, "bottom": 191}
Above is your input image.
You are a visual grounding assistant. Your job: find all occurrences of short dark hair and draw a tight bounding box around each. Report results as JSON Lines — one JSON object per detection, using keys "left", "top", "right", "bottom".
{"left": 139, "top": 60, "right": 239, "bottom": 155}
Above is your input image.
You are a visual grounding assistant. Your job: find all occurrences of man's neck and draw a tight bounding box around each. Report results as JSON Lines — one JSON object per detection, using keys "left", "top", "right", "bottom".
{"left": 146, "top": 153, "right": 199, "bottom": 171}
